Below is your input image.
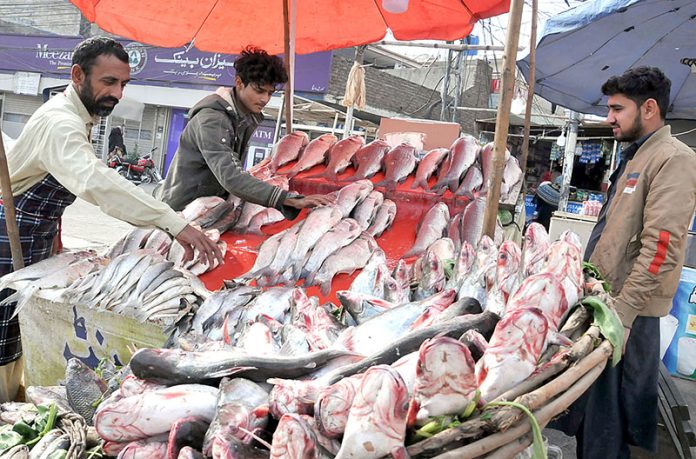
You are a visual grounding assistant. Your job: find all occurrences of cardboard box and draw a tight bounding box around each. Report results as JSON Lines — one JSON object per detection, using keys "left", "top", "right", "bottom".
{"left": 378, "top": 118, "right": 461, "bottom": 151}
{"left": 19, "top": 298, "right": 167, "bottom": 386}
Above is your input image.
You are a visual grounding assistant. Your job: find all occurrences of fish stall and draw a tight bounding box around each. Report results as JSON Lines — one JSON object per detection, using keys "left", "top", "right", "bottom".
{"left": 0, "top": 132, "right": 623, "bottom": 458}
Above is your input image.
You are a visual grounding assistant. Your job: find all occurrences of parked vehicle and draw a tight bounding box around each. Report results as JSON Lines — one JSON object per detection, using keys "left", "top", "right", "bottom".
{"left": 108, "top": 147, "right": 162, "bottom": 184}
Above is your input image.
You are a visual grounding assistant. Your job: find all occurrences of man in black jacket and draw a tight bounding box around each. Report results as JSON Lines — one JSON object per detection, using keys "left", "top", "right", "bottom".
{"left": 158, "top": 47, "right": 332, "bottom": 216}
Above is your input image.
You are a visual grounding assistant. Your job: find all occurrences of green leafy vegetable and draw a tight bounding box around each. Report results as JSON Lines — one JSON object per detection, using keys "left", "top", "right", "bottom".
{"left": 487, "top": 401, "right": 545, "bottom": 459}
{"left": 581, "top": 296, "right": 625, "bottom": 366}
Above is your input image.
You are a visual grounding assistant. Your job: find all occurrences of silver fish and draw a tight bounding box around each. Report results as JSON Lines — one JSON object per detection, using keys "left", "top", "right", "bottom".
{"left": 269, "top": 131, "right": 309, "bottom": 172}
{"left": 455, "top": 163, "right": 483, "bottom": 196}
{"left": 375, "top": 144, "right": 417, "bottom": 191}
{"left": 403, "top": 202, "right": 450, "bottom": 258}
{"left": 366, "top": 199, "right": 397, "bottom": 238}
{"left": 202, "top": 378, "right": 269, "bottom": 455}
{"left": 286, "top": 133, "right": 337, "bottom": 178}
{"left": 309, "top": 232, "right": 378, "bottom": 296}
{"left": 411, "top": 148, "right": 449, "bottom": 191}
{"left": 301, "top": 218, "right": 362, "bottom": 280}
{"left": 413, "top": 249, "right": 446, "bottom": 301}
{"left": 307, "top": 135, "right": 365, "bottom": 180}
{"left": 287, "top": 206, "right": 344, "bottom": 280}
{"left": 347, "top": 249, "right": 389, "bottom": 298}
{"left": 245, "top": 207, "right": 285, "bottom": 235}
{"left": 333, "top": 180, "right": 374, "bottom": 217}
{"left": 337, "top": 291, "right": 396, "bottom": 324}
{"left": 432, "top": 135, "right": 479, "bottom": 193}
{"left": 332, "top": 290, "right": 456, "bottom": 356}
{"left": 348, "top": 140, "right": 391, "bottom": 181}
{"left": 350, "top": 190, "right": 384, "bottom": 231}
{"left": 460, "top": 195, "right": 487, "bottom": 247}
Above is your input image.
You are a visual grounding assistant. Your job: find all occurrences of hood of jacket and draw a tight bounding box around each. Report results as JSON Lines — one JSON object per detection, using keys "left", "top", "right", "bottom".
{"left": 188, "top": 87, "right": 264, "bottom": 125}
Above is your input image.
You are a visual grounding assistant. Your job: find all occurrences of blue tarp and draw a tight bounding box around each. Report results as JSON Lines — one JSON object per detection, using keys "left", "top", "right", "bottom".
{"left": 517, "top": 0, "right": 696, "bottom": 120}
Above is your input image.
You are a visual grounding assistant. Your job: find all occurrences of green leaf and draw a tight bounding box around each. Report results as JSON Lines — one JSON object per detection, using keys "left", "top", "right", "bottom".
{"left": 486, "top": 401, "right": 546, "bottom": 459}
{"left": 581, "top": 296, "right": 625, "bottom": 366}
{"left": 461, "top": 390, "right": 480, "bottom": 419}
{"left": 0, "top": 430, "right": 24, "bottom": 453}
{"left": 11, "top": 421, "right": 37, "bottom": 441}
{"left": 47, "top": 450, "right": 67, "bottom": 459}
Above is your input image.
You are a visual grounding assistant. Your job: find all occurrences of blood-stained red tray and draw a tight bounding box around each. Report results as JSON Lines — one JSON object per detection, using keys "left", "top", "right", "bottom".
{"left": 198, "top": 161, "right": 473, "bottom": 304}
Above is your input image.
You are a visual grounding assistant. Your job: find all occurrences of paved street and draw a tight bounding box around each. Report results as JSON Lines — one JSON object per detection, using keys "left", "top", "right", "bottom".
{"left": 59, "top": 186, "right": 696, "bottom": 459}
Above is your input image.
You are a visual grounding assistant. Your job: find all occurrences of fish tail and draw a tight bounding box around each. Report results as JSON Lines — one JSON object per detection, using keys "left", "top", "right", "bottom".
{"left": 411, "top": 179, "right": 424, "bottom": 190}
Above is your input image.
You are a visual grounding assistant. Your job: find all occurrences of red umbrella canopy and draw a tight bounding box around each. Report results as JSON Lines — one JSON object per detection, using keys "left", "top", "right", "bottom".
{"left": 70, "top": 0, "right": 510, "bottom": 55}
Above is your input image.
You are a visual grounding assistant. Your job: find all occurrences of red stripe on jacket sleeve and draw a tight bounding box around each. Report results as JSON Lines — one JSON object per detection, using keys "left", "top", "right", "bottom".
{"left": 648, "top": 230, "right": 670, "bottom": 275}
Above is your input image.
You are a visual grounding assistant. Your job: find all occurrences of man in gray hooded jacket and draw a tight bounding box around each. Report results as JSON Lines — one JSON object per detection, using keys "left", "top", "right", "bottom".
{"left": 159, "top": 46, "right": 332, "bottom": 216}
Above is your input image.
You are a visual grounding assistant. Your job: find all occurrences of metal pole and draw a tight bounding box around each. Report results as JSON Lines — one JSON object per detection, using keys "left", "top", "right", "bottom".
{"left": 558, "top": 111, "right": 580, "bottom": 212}
{"left": 273, "top": 92, "right": 284, "bottom": 143}
{"left": 0, "top": 134, "right": 24, "bottom": 271}
{"left": 283, "top": 0, "right": 296, "bottom": 132}
{"left": 376, "top": 40, "right": 508, "bottom": 52}
{"left": 440, "top": 47, "right": 453, "bottom": 121}
{"left": 519, "top": 0, "right": 538, "bottom": 193}
{"left": 451, "top": 45, "right": 464, "bottom": 123}
{"left": 481, "top": 0, "right": 525, "bottom": 238}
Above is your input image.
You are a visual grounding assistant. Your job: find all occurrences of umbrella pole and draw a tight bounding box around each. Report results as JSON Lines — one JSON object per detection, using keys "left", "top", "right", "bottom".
{"left": 519, "top": 0, "right": 538, "bottom": 194}
{"left": 482, "top": 0, "right": 525, "bottom": 238}
{"left": 283, "top": 0, "right": 296, "bottom": 133}
{"left": 0, "top": 134, "right": 24, "bottom": 271}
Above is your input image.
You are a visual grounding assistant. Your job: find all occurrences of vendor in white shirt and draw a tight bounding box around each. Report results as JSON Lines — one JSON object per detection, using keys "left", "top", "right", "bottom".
{"left": 0, "top": 37, "right": 223, "bottom": 402}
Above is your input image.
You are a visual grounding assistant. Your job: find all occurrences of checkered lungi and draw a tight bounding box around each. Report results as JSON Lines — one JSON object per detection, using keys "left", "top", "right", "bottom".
{"left": 0, "top": 174, "right": 76, "bottom": 365}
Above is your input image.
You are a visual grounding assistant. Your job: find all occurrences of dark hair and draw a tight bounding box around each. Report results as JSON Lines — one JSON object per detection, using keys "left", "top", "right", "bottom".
{"left": 601, "top": 66, "right": 671, "bottom": 119}
{"left": 72, "top": 37, "right": 129, "bottom": 77}
{"left": 234, "top": 46, "right": 288, "bottom": 87}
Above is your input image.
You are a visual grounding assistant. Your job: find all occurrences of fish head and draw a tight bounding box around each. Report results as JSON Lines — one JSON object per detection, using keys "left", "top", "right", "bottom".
{"left": 392, "top": 259, "right": 411, "bottom": 288}
{"left": 353, "top": 366, "right": 409, "bottom": 431}
{"left": 506, "top": 273, "right": 565, "bottom": 324}
{"left": 418, "top": 336, "right": 475, "bottom": 374}
{"left": 524, "top": 222, "right": 550, "bottom": 250}
{"left": 559, "top": 230, "right": 583, "bottom": 252}
{"left": 315, "top": 377, "right": 360, "bottom": 438}
{"left": 269, "top": 379, "right": 318, "bottom": 419}
{"left": 455, "top": 240, "right": 476, "bottom": 277}
{"left": 270, "top": 413, "right": 318, "bottom": 459}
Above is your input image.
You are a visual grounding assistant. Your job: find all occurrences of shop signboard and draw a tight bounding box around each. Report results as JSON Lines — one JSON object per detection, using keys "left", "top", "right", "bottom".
{"left": 661, "top": 266, "right": 696, "bottom": 379}
{"left": 0, "top": 33, "right": 331, "bottom": 93}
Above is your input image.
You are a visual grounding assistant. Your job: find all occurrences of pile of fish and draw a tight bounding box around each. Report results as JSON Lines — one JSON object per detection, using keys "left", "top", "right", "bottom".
{"left": 0, "top": 247, "right": 211, "bottom": 325}
{"left": 236, "top": 180, "right": 397, "bottom": 293}
{"left": 63, "top": 250, "right": 210, "bottom": 324}
{"left": 252, "top": 132, "right": 523, "bottom": 204}
{"left": 403, "top": 198, "right": 504, "bottom": 259}
{"left": 0, "top": 251, "right": 107, "bottom": 317}
{"left": 76, "top": 223, "right": 590, "bottom": 458}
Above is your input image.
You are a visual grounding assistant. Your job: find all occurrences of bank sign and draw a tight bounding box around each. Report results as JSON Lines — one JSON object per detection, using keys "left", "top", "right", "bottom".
{"left": 0, "top": 34, "right": 331, "bottom": 93}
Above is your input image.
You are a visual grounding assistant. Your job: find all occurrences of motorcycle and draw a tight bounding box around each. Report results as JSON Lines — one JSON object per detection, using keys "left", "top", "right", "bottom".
{"left": 108, "top": 147, "right": 163, "bottom": 184}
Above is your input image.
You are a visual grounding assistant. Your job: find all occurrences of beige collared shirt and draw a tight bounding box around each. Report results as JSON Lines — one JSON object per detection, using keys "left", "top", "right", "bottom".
{"left": 5, "top": 84, "right": 186, "bottom": 236}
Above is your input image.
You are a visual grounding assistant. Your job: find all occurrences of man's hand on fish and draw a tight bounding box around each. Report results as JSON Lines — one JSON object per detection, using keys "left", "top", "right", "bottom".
{"left": 175, "top": 225, "right": 224, "bottom": 266}
{"left": 284, "top": 194, "right": 336, "bottom": 209}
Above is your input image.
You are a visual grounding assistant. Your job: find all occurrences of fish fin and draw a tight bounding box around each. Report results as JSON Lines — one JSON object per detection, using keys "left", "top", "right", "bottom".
{"left": 207, "top": 366, "right": 257, "bottom": 379}
{"left": 8, "top": 290, "right": 34, "bottom": 319}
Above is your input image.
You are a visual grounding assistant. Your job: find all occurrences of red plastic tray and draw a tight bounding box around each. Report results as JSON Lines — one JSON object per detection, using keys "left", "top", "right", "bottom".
{"left": 199, "top": 161, "right": 473, "bottom": 304}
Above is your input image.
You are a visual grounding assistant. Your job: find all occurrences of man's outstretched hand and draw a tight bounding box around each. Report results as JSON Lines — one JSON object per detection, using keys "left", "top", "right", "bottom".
{"left": 284, "top": 193, "right": 336, "bottom": 209}
{"left": 175, "top": 224, "right": 224, "bottom": 266}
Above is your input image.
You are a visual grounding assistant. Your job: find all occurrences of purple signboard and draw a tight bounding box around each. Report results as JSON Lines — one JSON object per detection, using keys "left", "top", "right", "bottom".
{"left": 0, "top": 34, "right": 331, "bottom": 93}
